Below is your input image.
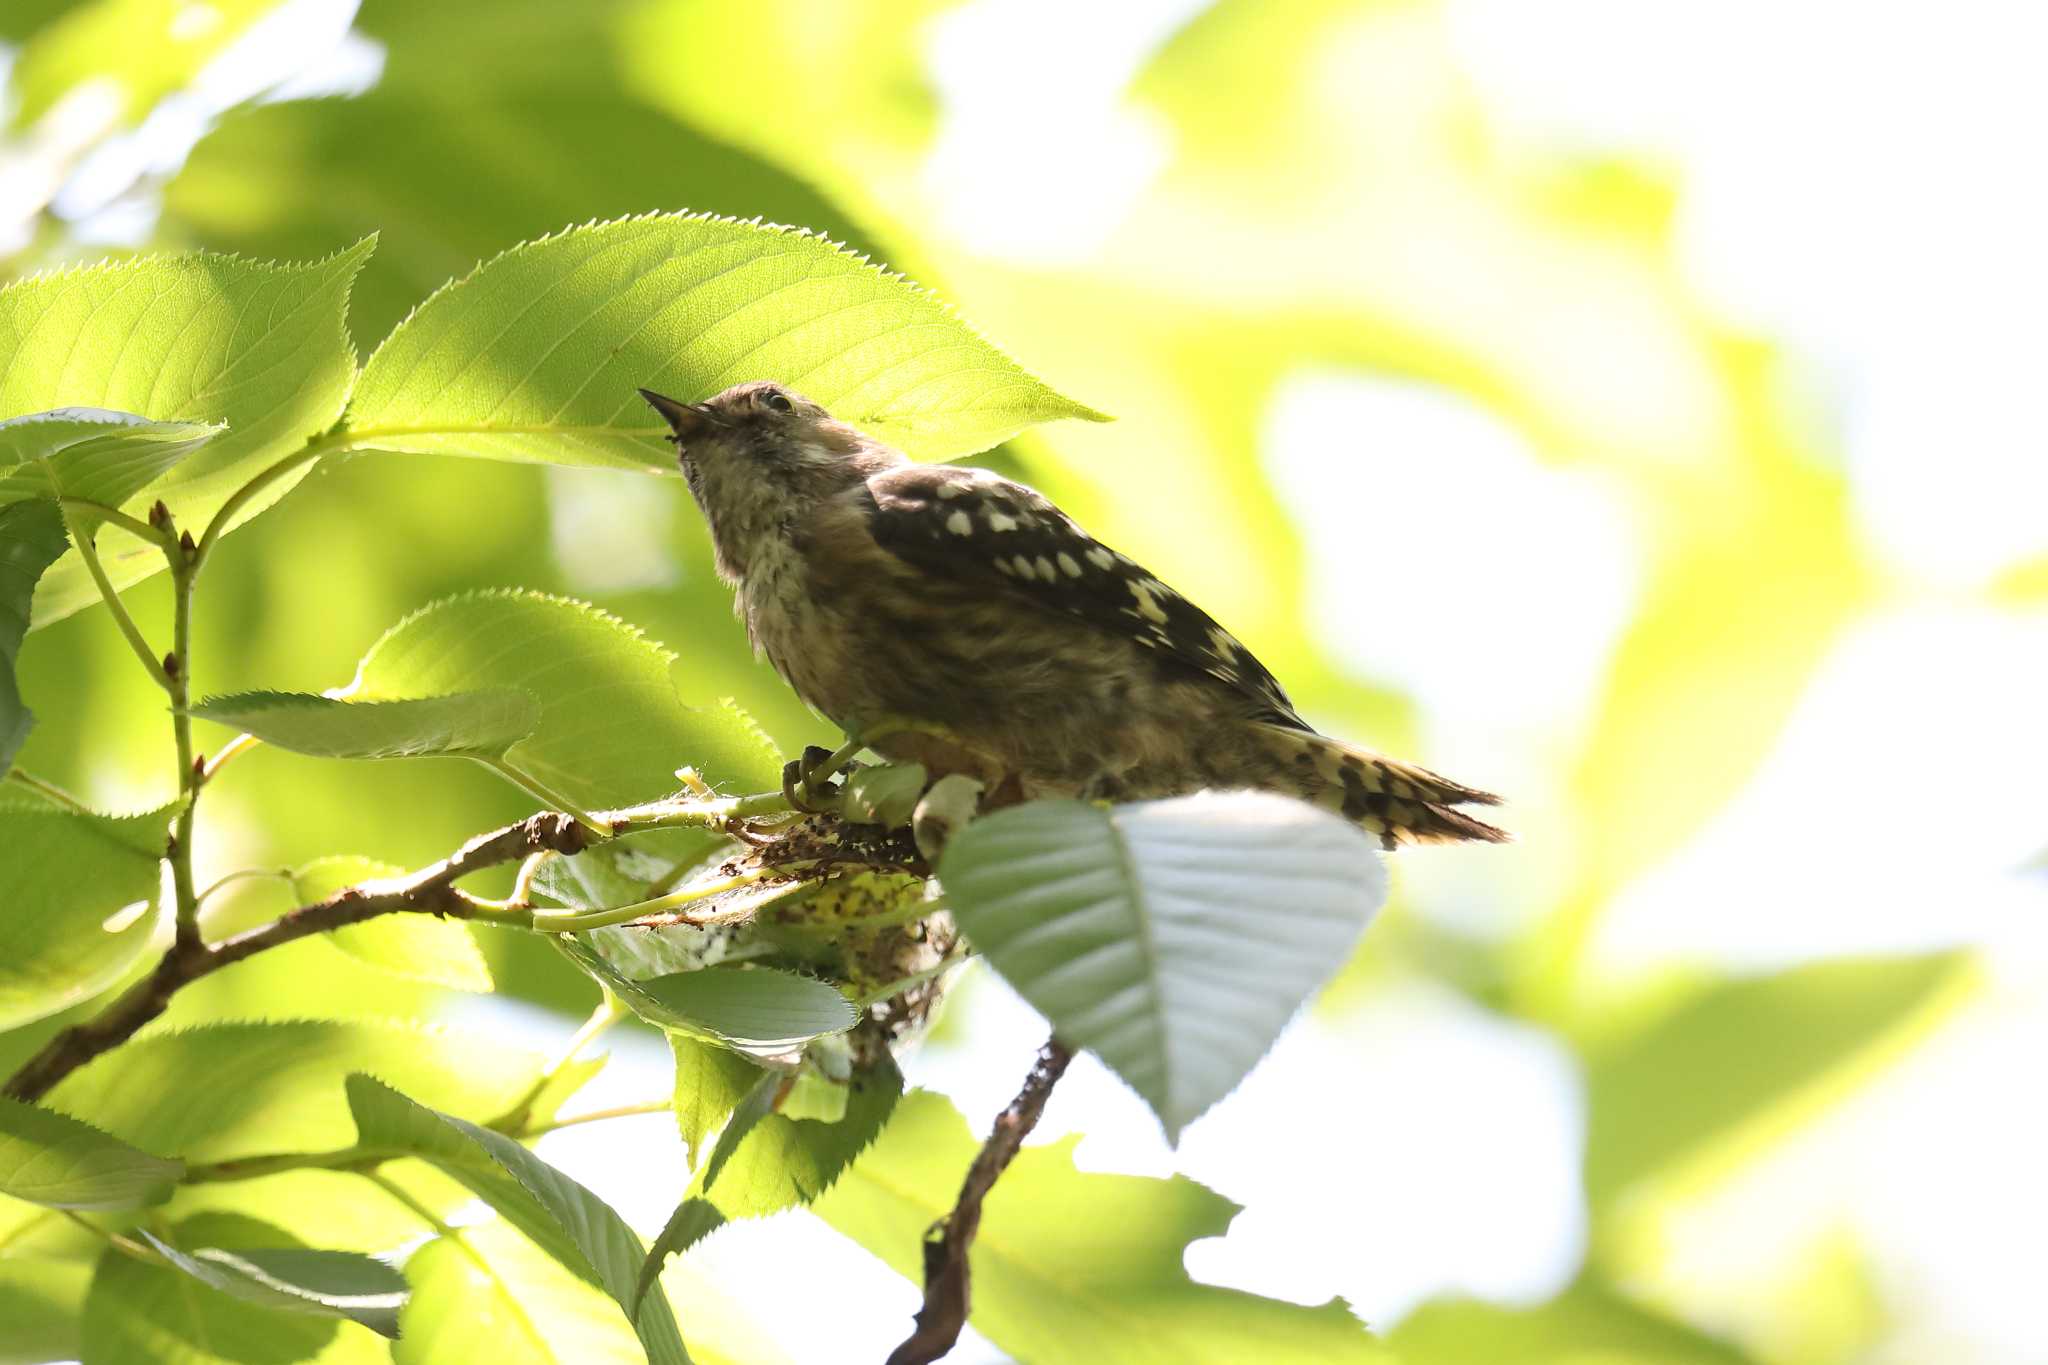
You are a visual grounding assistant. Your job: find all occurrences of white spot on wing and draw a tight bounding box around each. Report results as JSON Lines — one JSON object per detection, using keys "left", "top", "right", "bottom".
{"left": 1056, "top": 551, "right": 1083, "bottom": 577}
{"left": 946, "top": 510, "right": 973, "bottom": 535}
{"left": 1127, "top": 578, "right": 1169, "bottom": 624}
{"left": 987, "top": 511, "right": 1018, "bottom": 532}
{"left": 1086, "top": 546, "right": 1116, "bottom": 571}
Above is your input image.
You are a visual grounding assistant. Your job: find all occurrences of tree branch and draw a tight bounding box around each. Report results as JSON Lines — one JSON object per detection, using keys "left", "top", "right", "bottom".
{"left": 0, "top": 810, "right": 593, "bottom": 1103}
{"left": 0, "top": 786, "right": 903, "bottom": 1105}
{"left": 887, "top": 1036, "right": 1074, "bottom": 1365}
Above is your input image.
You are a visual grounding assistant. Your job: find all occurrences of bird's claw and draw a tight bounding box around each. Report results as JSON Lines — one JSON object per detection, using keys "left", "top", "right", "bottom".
{"left": 783, "top": 744, "right": 853, "bottom": 813}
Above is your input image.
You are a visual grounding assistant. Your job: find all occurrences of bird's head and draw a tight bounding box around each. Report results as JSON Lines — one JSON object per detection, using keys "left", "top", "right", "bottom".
{"left": 639, "top": 381, "right": 896, "bottom": 581}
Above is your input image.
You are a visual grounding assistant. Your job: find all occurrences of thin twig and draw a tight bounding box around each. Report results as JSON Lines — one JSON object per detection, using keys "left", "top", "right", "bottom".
{"left": 887, "top": 1036, "right": 1075, "bottom": 1365}
{"left": 166, "top": 532, "right": 202, "bottom": 952}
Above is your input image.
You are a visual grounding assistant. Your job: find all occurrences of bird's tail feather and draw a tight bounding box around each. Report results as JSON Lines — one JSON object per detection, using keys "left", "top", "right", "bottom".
{"left": 1254, "top": 723, "right": 1508, "bottom": 847}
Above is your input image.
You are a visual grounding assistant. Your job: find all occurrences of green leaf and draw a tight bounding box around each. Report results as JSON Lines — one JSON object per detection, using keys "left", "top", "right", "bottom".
{"left": 696, "top": 1056, "right": 901, "bottom": 1219}
{"left": 632, "top": 1200, "right": 724, "bottom": 1320}
{"left": 0, "top": 499, "right": 67, "bottom": 777}
{"left": 840, "top": 762, "right": 927, "bottom": 828}
{"left": 137, "top": 1230, "right": 408, "bottom": 1339}
{"left": 1585, "top": 952, "right": 1973, "bottom": 1212}
{"left": 0, "top": 1255, "right": 89, "bottom": 1365}
{"left": 0, "top": 1097, "right": 182, "bottom": 1209}
{"left": 938, "top": 791, "right": 1387, "bottom": 1140}
{"left": 344, "top": 1075, "right": 590, "bottom": 1275}
{"left": 78, "top": 1213, "right": 350, "bottom": 1365}
{"left": 0, "top": 408, "right": 224, "bottom": 515}
{"left": 343, "top": 1075, "right": 691, "bottom": 1365}
{"left": 0, "top": 240, "right": 373, "bottom": 626}
{"left": 813, "top": 1090, "right": 1388, "bottom": 1364}
{"left": 1391, "top": 1279, "right": 1759, "bottom": 1365}
{"left": 165, "top": 56, "right": 883, "bottom": 353}
{"left": 0, "top": 802, "right": 168, "bottom": 1030}
{"left": 669, "top": 1034, "right": 764, "bottom": 1169}
{"left": 558, "top": 939, "right": 855, "bottom": 1055}
{"left": 288, "top": 857, "right": 493, "bottom": 992}
{"left": 186, "top": 689, "right": 540, "bottom": 761}
{"left": 397, "top": 1221, "right": 653, "bottom": 1365}
{"left": 636, "top": 970, "right": 860, "bottom": 1052}
{"left": 349, "top": 212, "right": 1104, "bottom": 470}
{"left": 348, "top": 590, "right": 781, "bottom": 810}
{"left": 46, "top": 1020, "right": 547, "bottom": 1163}
{"left": 637, "top": 1056, "right": 900, "bottom": 1312}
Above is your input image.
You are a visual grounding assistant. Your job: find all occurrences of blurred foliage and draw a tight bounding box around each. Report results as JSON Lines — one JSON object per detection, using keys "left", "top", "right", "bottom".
{"left": 0, "top": 0, "right": 2026, "bottom": 1360}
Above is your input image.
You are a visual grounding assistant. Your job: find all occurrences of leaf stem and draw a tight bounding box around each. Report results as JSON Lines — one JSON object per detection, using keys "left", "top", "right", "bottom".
{"left": 475, "top": 756, "right": 606, "bottom": 837}
{"left": 485, "top": 990, "right": 629, "bottom": 1133}
{"left": 57, "top": 498, "right": 175, "bottom": 552}
{"left": 193, "top": 433, "right": 341, "bottom": 570}
{"left": 200, "top": 731, "right": 260, "bottom": 781}
{"left": 184, "top": 1099, "right": 672, "bottom": 1186}
{"left": 56, "top": 1209, "right": 171, "bottom": 1266}
{"left": 56, "top": 502, "right": 170, "bottom": 692}
{"left": 528, "top": 868, "right": 776, "bottom": 933}
{"left": 361, "top": 1170, "right": 454, "bottom": 1235}
{"left": 520, "top": 1098, "right": 672, "bottom": 1136}
{"left": 194, "top": 866, "right": 294, "bottom": 906}
{"left": 4, "top": 768, "right": 93, "bottom": 814}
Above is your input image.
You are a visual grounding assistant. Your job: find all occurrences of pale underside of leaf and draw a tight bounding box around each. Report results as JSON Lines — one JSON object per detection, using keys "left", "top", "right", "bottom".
{"left": 187, "top": 687, "right": 541, "bottom": 761}
{"left": 939, "top": 791, "right": 1385, "bottom": 1140}
{"left": 0, "top": 1096, "right": 184, "bottom": 1210}
{"left": 344, "top": 1075, "right": 692, "bottom": 1365}
{"left": 0, "top": 802, "right": 171, "bottom": 1031}
{"left": 0, "top": 408, "right": 224, "bottom": 513}
{"left": 138, "top": 1229, "right": 410, "bottom": 1338}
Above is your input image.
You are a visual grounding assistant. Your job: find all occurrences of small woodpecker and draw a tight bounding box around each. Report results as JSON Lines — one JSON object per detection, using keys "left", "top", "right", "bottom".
{"left": 641, "top": 382, "right": 1505, "bottom": 847}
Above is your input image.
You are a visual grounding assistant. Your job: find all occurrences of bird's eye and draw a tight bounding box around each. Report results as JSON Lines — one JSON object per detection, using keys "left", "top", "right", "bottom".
{"left": 759, "top": 389, "right": 793, "bottom": 414}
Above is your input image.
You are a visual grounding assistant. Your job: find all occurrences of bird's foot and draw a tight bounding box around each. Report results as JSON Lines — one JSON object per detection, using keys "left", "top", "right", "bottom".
{"left": 783, "top": 743, "right": 858, "bottom": 814}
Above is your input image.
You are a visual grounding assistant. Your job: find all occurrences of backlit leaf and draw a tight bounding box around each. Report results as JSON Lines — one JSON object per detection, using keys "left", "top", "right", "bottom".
{"left": 349, "top": 213, "right": 1104, "bottom": 470}
{"left": 813, "top": 1090, "right": 1387, "bottom": 1363}
{"left": 0, "top": 1097, "right": 181, "bottom": 1210}
{"left": 939, "top": 791, "right": 1386, "bottom": 1140}
{"left": 0, "top": 240, "right": 372, "bottom": 625}
{"left": 0, "top": 802, "right": 168, "bottom": 1030}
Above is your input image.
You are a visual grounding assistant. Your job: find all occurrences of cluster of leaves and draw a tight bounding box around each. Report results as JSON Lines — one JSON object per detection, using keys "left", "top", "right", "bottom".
{"left": 0, "top": 213, "right": 1396, "bottom": 1361}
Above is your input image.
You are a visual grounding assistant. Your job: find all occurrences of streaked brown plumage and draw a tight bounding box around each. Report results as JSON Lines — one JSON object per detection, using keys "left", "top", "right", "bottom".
{"left": 641, "top": 381, "right": 1505, "bottom": 847}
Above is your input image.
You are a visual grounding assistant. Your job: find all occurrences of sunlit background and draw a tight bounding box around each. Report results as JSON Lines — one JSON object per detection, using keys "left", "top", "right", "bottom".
{"left": 5, "top": 0, "right": 2046, "bottom": 1361}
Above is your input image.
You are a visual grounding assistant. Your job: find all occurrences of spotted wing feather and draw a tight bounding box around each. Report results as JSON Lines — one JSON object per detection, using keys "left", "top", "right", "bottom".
{"left": 863, "top": 463, "right": 1303, "bottom": 727}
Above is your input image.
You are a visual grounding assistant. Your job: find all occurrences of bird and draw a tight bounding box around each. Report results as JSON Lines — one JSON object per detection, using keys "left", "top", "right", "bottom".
{"left": 639, "top": 381, "right": 1505, "bottom": 847}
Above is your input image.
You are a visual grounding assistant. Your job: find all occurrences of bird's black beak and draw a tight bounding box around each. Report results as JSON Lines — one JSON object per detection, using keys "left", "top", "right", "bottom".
{"left": 638, "top": 388, "right": 716, "bottom": 443}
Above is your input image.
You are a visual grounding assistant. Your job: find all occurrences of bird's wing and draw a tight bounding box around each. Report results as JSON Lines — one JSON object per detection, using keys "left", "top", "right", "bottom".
{"left": 863, "top": 463, "right": 1304, "bottom": 727}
